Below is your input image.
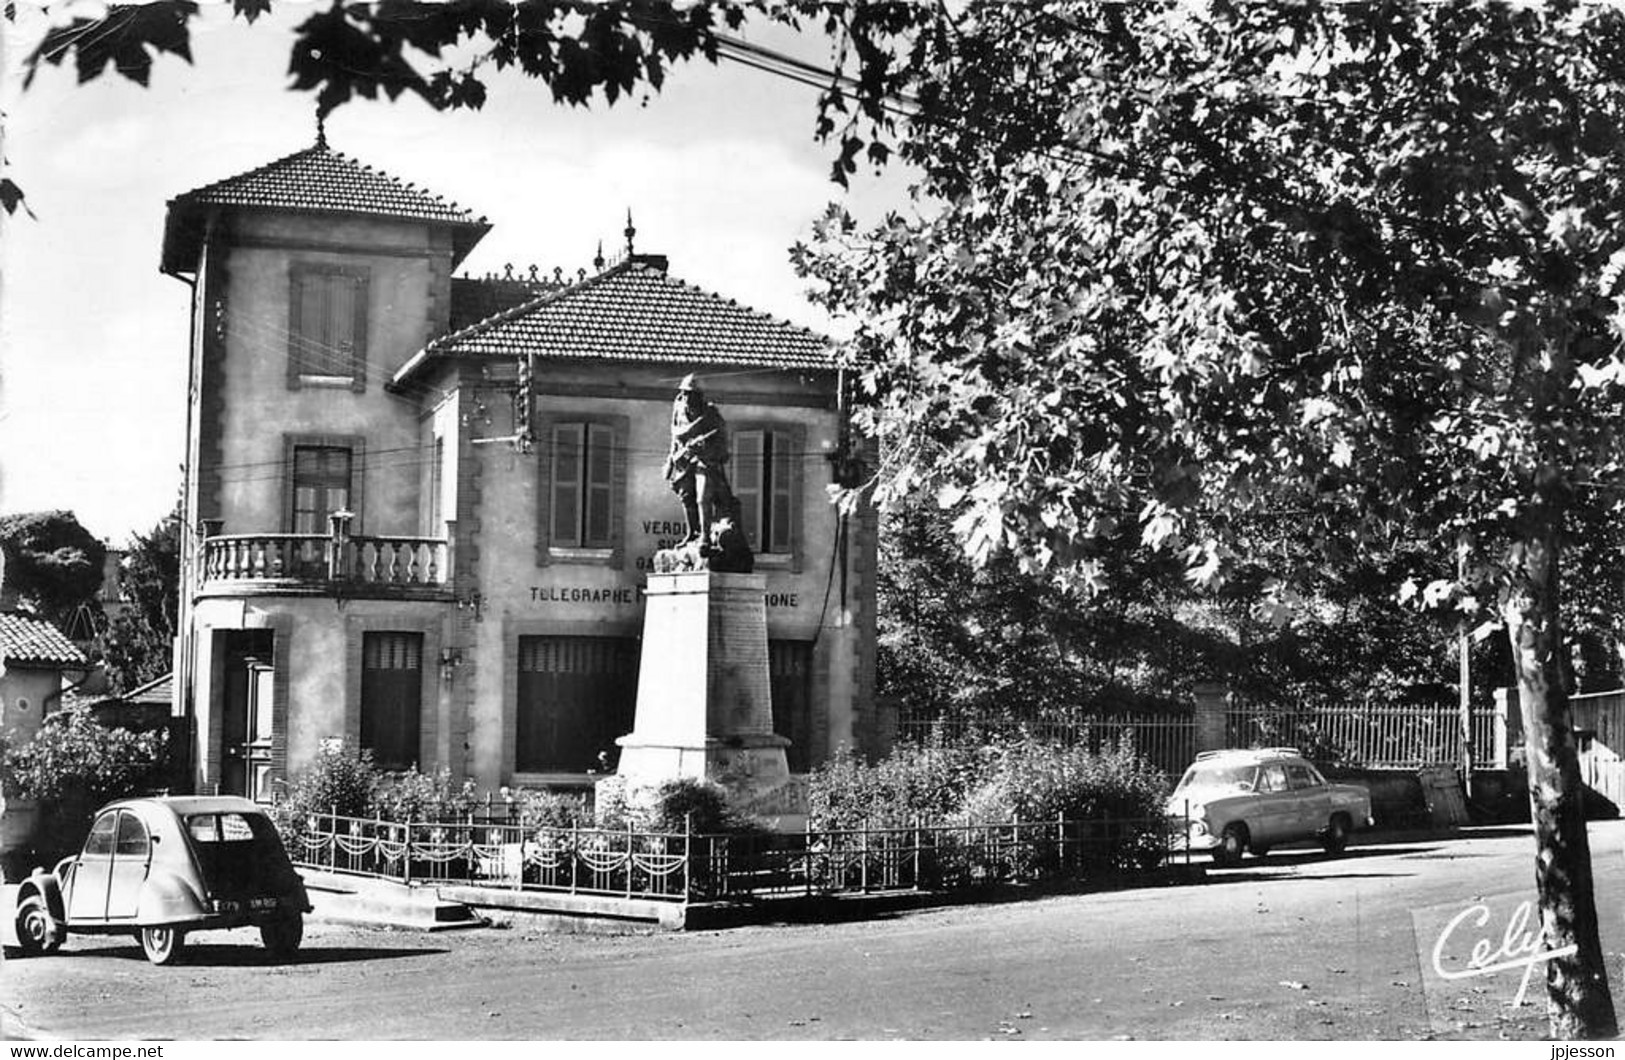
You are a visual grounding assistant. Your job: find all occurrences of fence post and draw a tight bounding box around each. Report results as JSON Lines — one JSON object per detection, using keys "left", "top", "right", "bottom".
{"left": 861, "top": 819, "right": 870, "bottom": 893}
{"left": 570, "top": 820, "right": 579, "bottom": 895}
{"left": 328, "top": 804, "right": 336, "bottom": 873}
{"left": 912, "top": 816, "right": 921, "bottom": 893}
{"left": 804, "top": 815, "right": 814, "bottom": 898}
{"left": 403, "top": 817, "right": 413, "bottom": 885}
{"left": 683, "top": 812, "right": 693, "bottom": 904}
{"left": 626, "top": 820, "right": 635, "bottom": 899}
{"left": 1057, "top": 813, "right": 1066, "bottom": 878}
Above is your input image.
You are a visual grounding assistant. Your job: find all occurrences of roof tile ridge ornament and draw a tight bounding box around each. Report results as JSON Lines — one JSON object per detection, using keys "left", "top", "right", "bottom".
{"left": 426, "top": 261, "right": 632, "bottom": 350}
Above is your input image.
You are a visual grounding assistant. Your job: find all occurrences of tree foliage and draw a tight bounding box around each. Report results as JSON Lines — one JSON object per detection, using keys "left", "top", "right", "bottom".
{"left": 880, "top": 496, "right": 1484, "bottom": 735}
{"left": 0, "top": 510, "right": 105, "bottom": 631}
{"left": 791, "top": 4, "right": 1625, "bottom": 1037}
{"left": 96, "top": 510, "right": 181, "bottom": 694}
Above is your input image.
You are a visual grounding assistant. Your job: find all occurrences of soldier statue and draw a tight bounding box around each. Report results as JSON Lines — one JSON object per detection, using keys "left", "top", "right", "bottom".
{"left": 659, "top": 374, "right": 752, "bottom": 572}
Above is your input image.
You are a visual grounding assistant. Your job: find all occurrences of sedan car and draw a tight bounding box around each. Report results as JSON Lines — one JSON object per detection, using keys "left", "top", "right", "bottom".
{"left": 1166, "top": 748, "right": 1374, "bottom": 866}
{"left": 1, "top": 795, "right": 311, "bottom": 965}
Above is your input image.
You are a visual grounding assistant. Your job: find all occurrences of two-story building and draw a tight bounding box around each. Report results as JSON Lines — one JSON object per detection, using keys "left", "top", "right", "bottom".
{"left": 160, "top": 134, "right": 881, "bottom": 801}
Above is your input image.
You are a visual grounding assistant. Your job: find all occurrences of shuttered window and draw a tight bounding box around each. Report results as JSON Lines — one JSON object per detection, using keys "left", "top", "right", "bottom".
{"left": 361, "top": 632, "right": 423, "bottom": 771}
{"left": 288, "top": 265, "right": 368, "bottom": 388}
{"left": 732, "top": 429, "right": 794, "bottom": 554}
{"left": 516, "top": 636, "right": 639, "bottom": 773}
{"left": 550, "top": 422, "right": 615, "bottom": 548}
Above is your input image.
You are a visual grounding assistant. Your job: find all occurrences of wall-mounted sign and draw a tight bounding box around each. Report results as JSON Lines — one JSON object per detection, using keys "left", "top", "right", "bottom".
{"left": 529, "top": 586, "right": 639, "bottom": 605}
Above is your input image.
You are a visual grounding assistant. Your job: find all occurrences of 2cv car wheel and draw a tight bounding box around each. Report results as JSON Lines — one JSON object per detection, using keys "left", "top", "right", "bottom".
{"left": 139, "top": 926, "right": 185, "bottom": 966}
{"left": 260, "top": 915, "right": 303, "bottom": 957}
{"left": 14, "top": 896, "right": 59, "bottom": 956}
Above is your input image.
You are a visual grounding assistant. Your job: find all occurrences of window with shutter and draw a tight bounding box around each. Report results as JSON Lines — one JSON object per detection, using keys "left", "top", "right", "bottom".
{"left": 731, "top": 428, "right": 796, "bottom": 555}
{"left": 551, "top": 422, "right": 615, "bottom": 549}
{"left": 289, "top": 264, "right": 368, "bottom": 388}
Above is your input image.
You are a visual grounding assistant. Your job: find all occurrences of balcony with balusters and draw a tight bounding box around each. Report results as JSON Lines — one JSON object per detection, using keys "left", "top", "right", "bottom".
{"left": 196, "top": 512, "right": 453, "bottom": 601}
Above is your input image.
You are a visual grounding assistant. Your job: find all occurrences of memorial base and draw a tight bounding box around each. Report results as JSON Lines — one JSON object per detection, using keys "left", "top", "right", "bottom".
{"left": 609, "top": 570, "right": 802, "bottom": 829}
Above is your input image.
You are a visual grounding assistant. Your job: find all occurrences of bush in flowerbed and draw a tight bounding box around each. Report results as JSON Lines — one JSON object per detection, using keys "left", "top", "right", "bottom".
{"left": 809, "top": 738, "right": 995, "bottom": 830}
{"left": 955, "top": 735, "right": 1172, "bottom": 874}
{"left": 807, "top": 732, "right": 1172, "bottom": 881}
{"left": 269, "top": 739, "right": 378, "bottom": 843}
{"left": 372, "top": 767, "right": 479, "bottom": 824}
{"left": 508, "top": 787, "right": 591, "bottom": 830}
{"left": 0, "top": 706, "right": 169, "bottom": 876}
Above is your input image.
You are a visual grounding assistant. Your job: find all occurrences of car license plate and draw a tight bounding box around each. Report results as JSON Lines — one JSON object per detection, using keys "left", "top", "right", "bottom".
{"left": 249, "top": 897, "right": 278, "bottom": 910}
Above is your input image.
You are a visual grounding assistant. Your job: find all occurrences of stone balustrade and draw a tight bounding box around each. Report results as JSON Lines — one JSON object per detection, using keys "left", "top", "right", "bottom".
{"left": 200, "top": 532, "right": 451, "bottom": 590}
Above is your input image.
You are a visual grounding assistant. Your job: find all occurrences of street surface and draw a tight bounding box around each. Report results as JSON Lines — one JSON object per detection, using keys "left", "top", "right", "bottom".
{"left": 5, "top": 822, "right": 1625, "bottom": 1040}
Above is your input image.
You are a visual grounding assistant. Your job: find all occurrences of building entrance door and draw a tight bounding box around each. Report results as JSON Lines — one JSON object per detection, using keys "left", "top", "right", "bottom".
{"left": 221, "top": 631, "right": 276, "bottom": 800}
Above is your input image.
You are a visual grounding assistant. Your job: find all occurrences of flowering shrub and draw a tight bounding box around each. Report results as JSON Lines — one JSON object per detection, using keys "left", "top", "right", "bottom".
{"left": 269, "top": 740, "right": 378, "bottom": 840}
{"left": 508, "top": 787, "right": 590, "bottom": 829}
{"left": 1, "top": 706, "right": 169, "bottom": 806}
{"left": 0, "top": 705, "right": 169, "bottom": 868}
{"left": 809, "top": 739, "right": 994, "bottom": 830}
{"left": 373, "top": 767, "right": 479, "bottom": 823}
{"left": 808, "top": 733, "right": 1172, "bottom": 874}
{"left": 957, "top": 736, "right": 1168, "bottom": 824}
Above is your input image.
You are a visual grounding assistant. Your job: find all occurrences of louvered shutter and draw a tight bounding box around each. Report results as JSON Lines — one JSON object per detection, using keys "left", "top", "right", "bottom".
{"left": 551, "top": 423, "right": 584, "bottom": 547}
{"left": 585, "top": 423, "right": 614, "bottom": 547}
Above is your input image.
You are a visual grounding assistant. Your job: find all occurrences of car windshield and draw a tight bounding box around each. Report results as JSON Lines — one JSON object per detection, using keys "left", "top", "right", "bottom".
{"left": 1175, "top": 762, "right": 1258, "bottom": 792}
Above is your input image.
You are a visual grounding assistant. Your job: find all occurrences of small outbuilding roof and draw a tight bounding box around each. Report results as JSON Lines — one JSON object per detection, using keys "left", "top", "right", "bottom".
{"left": 0, "top": 612, "right": 88, "bottom": 668}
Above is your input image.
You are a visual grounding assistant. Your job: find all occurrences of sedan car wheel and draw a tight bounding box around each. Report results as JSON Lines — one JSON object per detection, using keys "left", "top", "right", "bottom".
{"left": 1322, "top": 814, "right": 1351, "bottom": 854}
{"left": 260, "top": 915, "right": 303, "bottom": 957}
{"left": 13, "top": 896, "right": 57, "bottom": 956}
{"left": 1212, "top": 825, "right": 1247, "bottom": 867}
{"left": 139, "top": 925, "right": 185, "bottom": 966}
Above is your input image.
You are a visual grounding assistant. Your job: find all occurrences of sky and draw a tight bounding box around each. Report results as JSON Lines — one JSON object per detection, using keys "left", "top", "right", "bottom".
{"left": 0, "top": 1, "right": 911, "bottom": 546}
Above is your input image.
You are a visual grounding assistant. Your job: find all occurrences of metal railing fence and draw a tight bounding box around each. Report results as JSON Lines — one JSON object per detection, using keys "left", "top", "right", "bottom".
{"left": 283, "top": 811, "right": 1181, "bottom": 904}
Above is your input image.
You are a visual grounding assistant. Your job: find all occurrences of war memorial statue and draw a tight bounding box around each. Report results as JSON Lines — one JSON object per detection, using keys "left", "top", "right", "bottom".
{"left": 657, "top": 374, "right": 753, "bottom": 573}
{"left": 611, "top": 373, "right": 799, "bottom": 826}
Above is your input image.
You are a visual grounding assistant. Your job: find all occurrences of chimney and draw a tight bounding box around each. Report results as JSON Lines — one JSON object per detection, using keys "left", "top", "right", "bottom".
{"left": 0, "top": 547, "right": 14, "bottom": 612}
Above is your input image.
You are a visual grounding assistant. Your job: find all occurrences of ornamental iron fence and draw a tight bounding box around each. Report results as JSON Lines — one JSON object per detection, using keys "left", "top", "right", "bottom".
{"left": 283, "top": 811, "right": 1181, "bottom": 904}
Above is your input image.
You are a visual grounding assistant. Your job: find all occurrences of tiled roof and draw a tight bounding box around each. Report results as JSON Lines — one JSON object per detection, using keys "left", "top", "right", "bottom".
{"left": 162, "top": 140, "right": 490, "bottom": 271}
{"left": 120, "top": 672, "right": 174, "bottom": 706}
{"left": 173, "top": 141, "right": 485, "bottom": 225}
{"left": 400, "top": 258, "right": 834, "bottom": 384}
{"left": 0, "top": 612, "right": 87, "bottom": 668}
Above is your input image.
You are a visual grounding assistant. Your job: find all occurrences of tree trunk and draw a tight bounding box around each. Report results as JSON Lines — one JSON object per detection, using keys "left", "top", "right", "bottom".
{"left": 1502, "top": 525, "right": 1618, "bottom": 1039}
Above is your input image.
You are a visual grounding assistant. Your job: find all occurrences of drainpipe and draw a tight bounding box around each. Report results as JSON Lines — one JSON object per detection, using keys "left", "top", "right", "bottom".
{"left": 161, "top": 211, "right": 213, "bottom": 792}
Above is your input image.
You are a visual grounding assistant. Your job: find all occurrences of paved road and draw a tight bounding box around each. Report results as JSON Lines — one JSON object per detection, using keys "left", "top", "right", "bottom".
{"left": 6, "top": 823, "right": 1625, "bottom": 1040}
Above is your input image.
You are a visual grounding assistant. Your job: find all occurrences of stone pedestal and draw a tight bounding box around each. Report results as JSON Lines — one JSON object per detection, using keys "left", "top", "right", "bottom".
{"left": 614, "top": 571, "right": 793, "bottom": 807}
